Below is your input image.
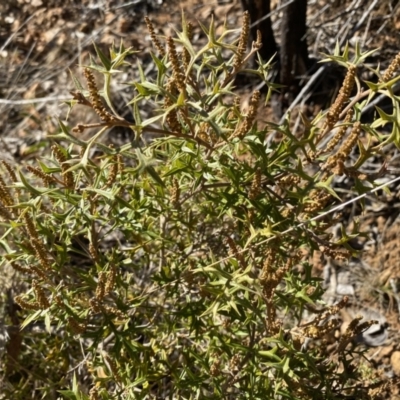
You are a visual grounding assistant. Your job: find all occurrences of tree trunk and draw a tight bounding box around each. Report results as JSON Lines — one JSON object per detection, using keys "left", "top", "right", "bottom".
{"left": 240, "top": 0, "right": 277, "bottom": 63}
{"left": 241, "top": 0, "right": 310, "bottom": 114}
{"left": 280, "top": 0, "right": 309, "bottom": 102}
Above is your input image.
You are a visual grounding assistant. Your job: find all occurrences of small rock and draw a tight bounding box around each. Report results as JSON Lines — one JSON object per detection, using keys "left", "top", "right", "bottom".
{"left": 391, "top": 351, "right": 400, "bottom": 375}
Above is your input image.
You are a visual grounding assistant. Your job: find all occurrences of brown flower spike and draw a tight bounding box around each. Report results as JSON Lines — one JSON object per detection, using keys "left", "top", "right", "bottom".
{"left": 233, "top": 11, "right": 250, "bottom": 70}
{"left": 322, "top": 65, "right": 356, "bottom": 134}
{"left": 164, "top": 78, "right": 182, "bottom": 133}
{"left": 231, "top": 90, "right": 260, "bottom": 139}
{"left": 145, "top": 16, "right": 166, "bottom": 57}
{"left": 381, "top": 51, "right": 400, "bottom": 83}
{"left": 167, "top": 36, "right": 186, "bottom": 93}
{"left": 83, "top": 68, "right": 118, "bottom": 123}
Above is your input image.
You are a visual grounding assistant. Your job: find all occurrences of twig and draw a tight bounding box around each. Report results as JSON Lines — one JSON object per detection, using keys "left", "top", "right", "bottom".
{"left": 0, "top": 11, "right": 41, "bottom": 53}
{"left": 278, "top": 66, "right": 327, "bottom": 125}
{"left": 0, "top": 96, "right": 72, "bottom": 105}
{"left": 345, "top": 0, "right": 379, "bottom": 46}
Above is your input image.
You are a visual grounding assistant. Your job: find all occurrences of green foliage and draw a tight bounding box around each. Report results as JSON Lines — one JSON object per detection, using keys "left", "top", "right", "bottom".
{"left": 1, "top": 13, "right": 399, "bottom": 400}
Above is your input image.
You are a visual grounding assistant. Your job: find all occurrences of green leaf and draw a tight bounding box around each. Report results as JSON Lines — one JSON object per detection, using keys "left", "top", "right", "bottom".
{"left": 57, "top": 390, "right": 77, "bottom": 400}
{"left": 181, "top": 146, "right": 196, "bottom": 155}
{"left": 20, "top": 309, "right": 43, "bottom": 330}
{"left": 18, "top": 171, "right": 47, "bottom": 195}
{"left": 86, "top": 188, "right": 115, "bottom": 200}
{"left": 69, "top": 69, "right": 85, "bottom": 91}
{"left": 137, "top": 58, "right": 145, "bottom": 82}
{"left": 146, "top": 166, "right": 165, "bottom": 187}
{"left": 150, "top": 51, "right": 166, "bottom": 76}
{"left": 92, "top": 41, "right": 112, "bottom": 70}
{"left": 314, "top": 176, "right": 342, "bottom": 201}
{"left": 45, "top": 312, "right": 52, "bottom": 334}
{"left": 258, "top": 346, "right": 281, "bottom": 362}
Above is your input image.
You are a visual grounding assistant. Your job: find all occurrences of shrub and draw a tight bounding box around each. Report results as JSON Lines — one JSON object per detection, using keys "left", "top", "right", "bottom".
{"left": 1, "top": 12, "right": 399, "bottom": 400}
